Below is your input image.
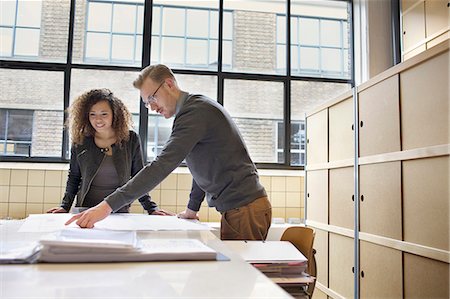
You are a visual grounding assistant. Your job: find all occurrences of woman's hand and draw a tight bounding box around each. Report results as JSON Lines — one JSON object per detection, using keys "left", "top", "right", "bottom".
{"left": 46, "top": 207, "right": 68, "bottom": 213}
{"left": 150, "top": 209, "right": 176, "bottom": 216}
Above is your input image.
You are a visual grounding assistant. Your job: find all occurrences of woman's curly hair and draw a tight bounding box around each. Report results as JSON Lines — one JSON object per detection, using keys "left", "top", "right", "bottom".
{"left": 67, "top": 89, "right": 132, "bottom": 146}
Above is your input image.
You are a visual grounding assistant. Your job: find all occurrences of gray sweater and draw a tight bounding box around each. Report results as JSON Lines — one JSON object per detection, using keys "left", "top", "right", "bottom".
{"left": 105, "top": 92, "right": 266, "bottom": 212}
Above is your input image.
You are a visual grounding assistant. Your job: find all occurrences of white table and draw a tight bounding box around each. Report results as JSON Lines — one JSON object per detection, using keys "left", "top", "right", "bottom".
{"left": 0, "top": 220, "right": 293, "bottom": 299}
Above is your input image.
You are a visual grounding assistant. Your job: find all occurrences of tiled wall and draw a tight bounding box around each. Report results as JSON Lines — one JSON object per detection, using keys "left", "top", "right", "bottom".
{"left": 0, "top": 163, "right": 305, "bottom": 222}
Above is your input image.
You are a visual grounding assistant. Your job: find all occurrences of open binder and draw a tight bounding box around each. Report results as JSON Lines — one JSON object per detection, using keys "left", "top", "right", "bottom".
{"left": 1, "top": 228, "right": 218, "bottom": 264}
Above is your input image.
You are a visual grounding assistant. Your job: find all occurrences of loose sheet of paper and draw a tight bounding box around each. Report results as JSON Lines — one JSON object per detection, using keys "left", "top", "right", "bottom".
{"left": 18, "top": 214, "right": 212, "bottom": 233}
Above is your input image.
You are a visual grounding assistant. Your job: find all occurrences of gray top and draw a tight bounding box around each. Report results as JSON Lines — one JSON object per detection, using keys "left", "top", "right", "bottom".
{"left": 105, "top": 92, "right": 266, "bottom": 213}
{"left": 83, "top": 155, "right": 119, "bottom": 207}
{"left": 61, "top": 130, "right": 158, "bottom": 214}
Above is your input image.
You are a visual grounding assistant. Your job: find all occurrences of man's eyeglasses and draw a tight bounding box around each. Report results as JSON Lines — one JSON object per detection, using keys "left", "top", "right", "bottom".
{"left": 143, "top": 81, "right": 164, "bottom": 108}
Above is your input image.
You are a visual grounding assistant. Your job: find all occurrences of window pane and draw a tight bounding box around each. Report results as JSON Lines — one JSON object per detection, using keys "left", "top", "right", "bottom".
{"left": 290, "top": 17, "right": 298, "bottom": 44}
{"left": 223, "top": 11, "right": 233, "bottom": 40}
{"left": 300, "top": 47, "right": 319, "bottom": 70}
{"left": 151, "top": 36, "right": 160, "bottom": 64}
{"left": 224, "top": 79, "right": 283, "bottom": 163}
{"left": 224, "top": 0, "right": 285, "bottom": 75}
{"left": 152, "top": 6, "right": 161, "bottom": 34}
{"left": 0, "top": 69, "right": 64, "bottom": 157}
{"left": 0, "top": 0, "right": 15, "bottom": 26}
{"left": 112, "top": 34, "right": 134, "bottom": 61}
{"left": 75, "top": 1, "right": 144, "bottom": 66}
{"left": 290, "top": 0, "right": 350, "bottom": 78}
{"left": 162, "top": 7, "right": 185, "bottom": 36}
{"left": 0, "top": 28, "right": 13, "bottom": 56}
{"left": 321, "top": 19, "right": 341, "bottom": 47}
{"left": 161, "top": 37, "right": 184, "bottom": 65}
{"left": 186, "top": 39, "right": 208, "bottom": 65}
{"left": 0, "top": 109, "right": 33, "bottom": 156}
{"left": 1, "top": 0, "right": 68, "bottom": 62}
{"left": 112, "top": 4, "right": 136, "bottom": 33}
{"left": 14, "top": 28, "right": 39, "bottom": 56}
{"left": 85, "top": 32, "right": 110, "bottom": 59}
{"left": 151, "top": 3, "right": 219, "bottom": 71}
{"left": 17, "top": 0, "right": 42, "bottom": 27}
{"left": 223, "top": 40, "right": 232, "bottom": 67}
{"left": 299, "top": 18, "right": 319, "bottom": 45}
{"left": 276, "top": 45, "right": 285, "bottom": 70}
{"left": 87, "top": 2, "right": 111, "bottom": 32}
{"left": 209, "top": 40, "right": 218, "bottom": 65}
{"left": 137, "top": 5, "right": 143, "bottom": 34}
{"left": 6, "top": 110, "right": 33, "bottom": 141}
{"left": 290, "top": 80, "right": 351, "bottom": 166}
{"left": 135, "top": 35, "right": 142, "bottom": 62}
{"left": 210, "top": 11, "right": 218, "bottom": 39}
{"left": 147, "top": 115, "right": 173, "bottom": 161}
{"left": 322, "top": 48, "right": 341, "bottom": 73}
{"left": 290, "top": 45, "right": 298, "bottom": 70}
{"left": 277, "top": 16, "right": 285, "bottom": 44}
{"left": 186, "top": 9, "right": 208, "bottom": 38}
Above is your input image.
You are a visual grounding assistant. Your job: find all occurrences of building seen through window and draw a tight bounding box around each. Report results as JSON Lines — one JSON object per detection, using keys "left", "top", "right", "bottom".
{"left": 0, "top": 0, "right": 42, "bottom": 58}
{"left": 0, "top": 109, "right": 33, "bottom": 156}
{"left": 0, "top": 0, "right": 353, "bottom": 167}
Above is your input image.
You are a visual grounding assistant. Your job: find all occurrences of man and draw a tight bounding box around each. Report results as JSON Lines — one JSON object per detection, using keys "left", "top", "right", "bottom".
{"left": 66, "top": 64, "right": 272, "bottom": 240}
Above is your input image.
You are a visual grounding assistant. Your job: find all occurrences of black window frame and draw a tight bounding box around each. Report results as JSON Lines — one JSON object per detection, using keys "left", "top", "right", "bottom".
{"left": 0, "top": 0, "right": 355, "bottom": 170}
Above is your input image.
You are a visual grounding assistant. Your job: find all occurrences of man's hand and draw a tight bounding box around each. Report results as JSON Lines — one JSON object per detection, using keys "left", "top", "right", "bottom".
{"left": 65, "top": 201, "right": 113, "bottom": 228}
{"left": 177, "top": 208, "right": 199, "bottom": 220}
{"left": 151, "top": 209, "right": 176, "bottom": 216}
{"left": 46, "top": 207, "right": 67, "bottom": 213}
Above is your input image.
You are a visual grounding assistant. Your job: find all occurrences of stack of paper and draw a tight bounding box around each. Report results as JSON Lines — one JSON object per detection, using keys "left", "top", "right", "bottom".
{"left": 223, "top": 241, "right": 312, "bottom": 284}
{"left": 38, "top": 228, "right": 218, "bottom": 263}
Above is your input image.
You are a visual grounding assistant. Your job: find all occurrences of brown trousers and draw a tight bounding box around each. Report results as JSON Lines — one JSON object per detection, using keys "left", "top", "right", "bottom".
{"left": 220, "top": 196, "right": 272, "bottom": 240}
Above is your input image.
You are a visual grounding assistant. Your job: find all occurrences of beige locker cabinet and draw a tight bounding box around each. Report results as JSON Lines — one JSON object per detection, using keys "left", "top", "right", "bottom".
{"left": 359, "top": 162, "right": 402, "bottom": 240}
{"left": 404, "top": 253, "right": 449, "bottom": 299}
{"left": 401, "top": 0, "right": 420, "bottom": 12}
{"left": 427, "top": 31, "right": 450, "bottom": 49}
{"left": 306, "top": 169, "right": 328, "bottom": 224}
{"left": 329, "top": 233, "right": 354, "bottom": 299}
{"left": 358, "top": 75, "right": 401, "bottom": 157}
{"left": 311, "top": 289, "right": 328, "bottom": 299}
{"left": 359, "top": 241, "right": 402, "bottom": 299}
{"left": 402, "top": 1, "right": 426, "bottom": 51}
{"left": 403, "top": 156, "right": 449, "bottom": 251}
{"left": 314, "top": 229, "right": 329, "bottom": 286}
{"left": 403, "top": 44, "right": 426, "bottom": 60}
{"left": 425, "top": 0, "right": 450, "bottom": 38}
{"left": 329, "top": 98, "right": 354, "bottom": 162}
{"left": 329, "top": 167, "right": 354, "bottom": 230}
{"left": 401, "top": 51, "right": 449, "bottom": 150}
{"left": 306, "top": 109, "right": 328, "bottom": 165}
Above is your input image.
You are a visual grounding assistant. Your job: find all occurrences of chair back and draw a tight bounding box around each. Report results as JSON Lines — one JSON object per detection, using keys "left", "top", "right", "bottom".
{"left": 280, "top": 226, "right": 316, "bottom": 298}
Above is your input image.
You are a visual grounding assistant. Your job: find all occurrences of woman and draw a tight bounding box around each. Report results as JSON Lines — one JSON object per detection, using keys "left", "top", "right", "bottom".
{"left": 47, "top": 88, "right": 172, "bottom": 215}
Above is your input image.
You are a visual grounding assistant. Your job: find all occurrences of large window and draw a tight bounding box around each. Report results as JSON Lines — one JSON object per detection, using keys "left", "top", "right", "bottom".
{"left": 0, "top": 109, "right": 33, "bottom": 156}
{"left": 0, "top": 0, "right": 353, "bottom": 168}
{"left": 276, "top": 2, "right": 350, "bottom": 78}
{"left": 152, "top": 5, "right": 233, "bottom": 70}
{"left": 277, "top": 122, "right": 305, "bottom": 166}
{"left": 83, "top": 0, "right": 144, "bottom": 65}
{"left": 0, "top": 0, "right": 42, "bottom": 58}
